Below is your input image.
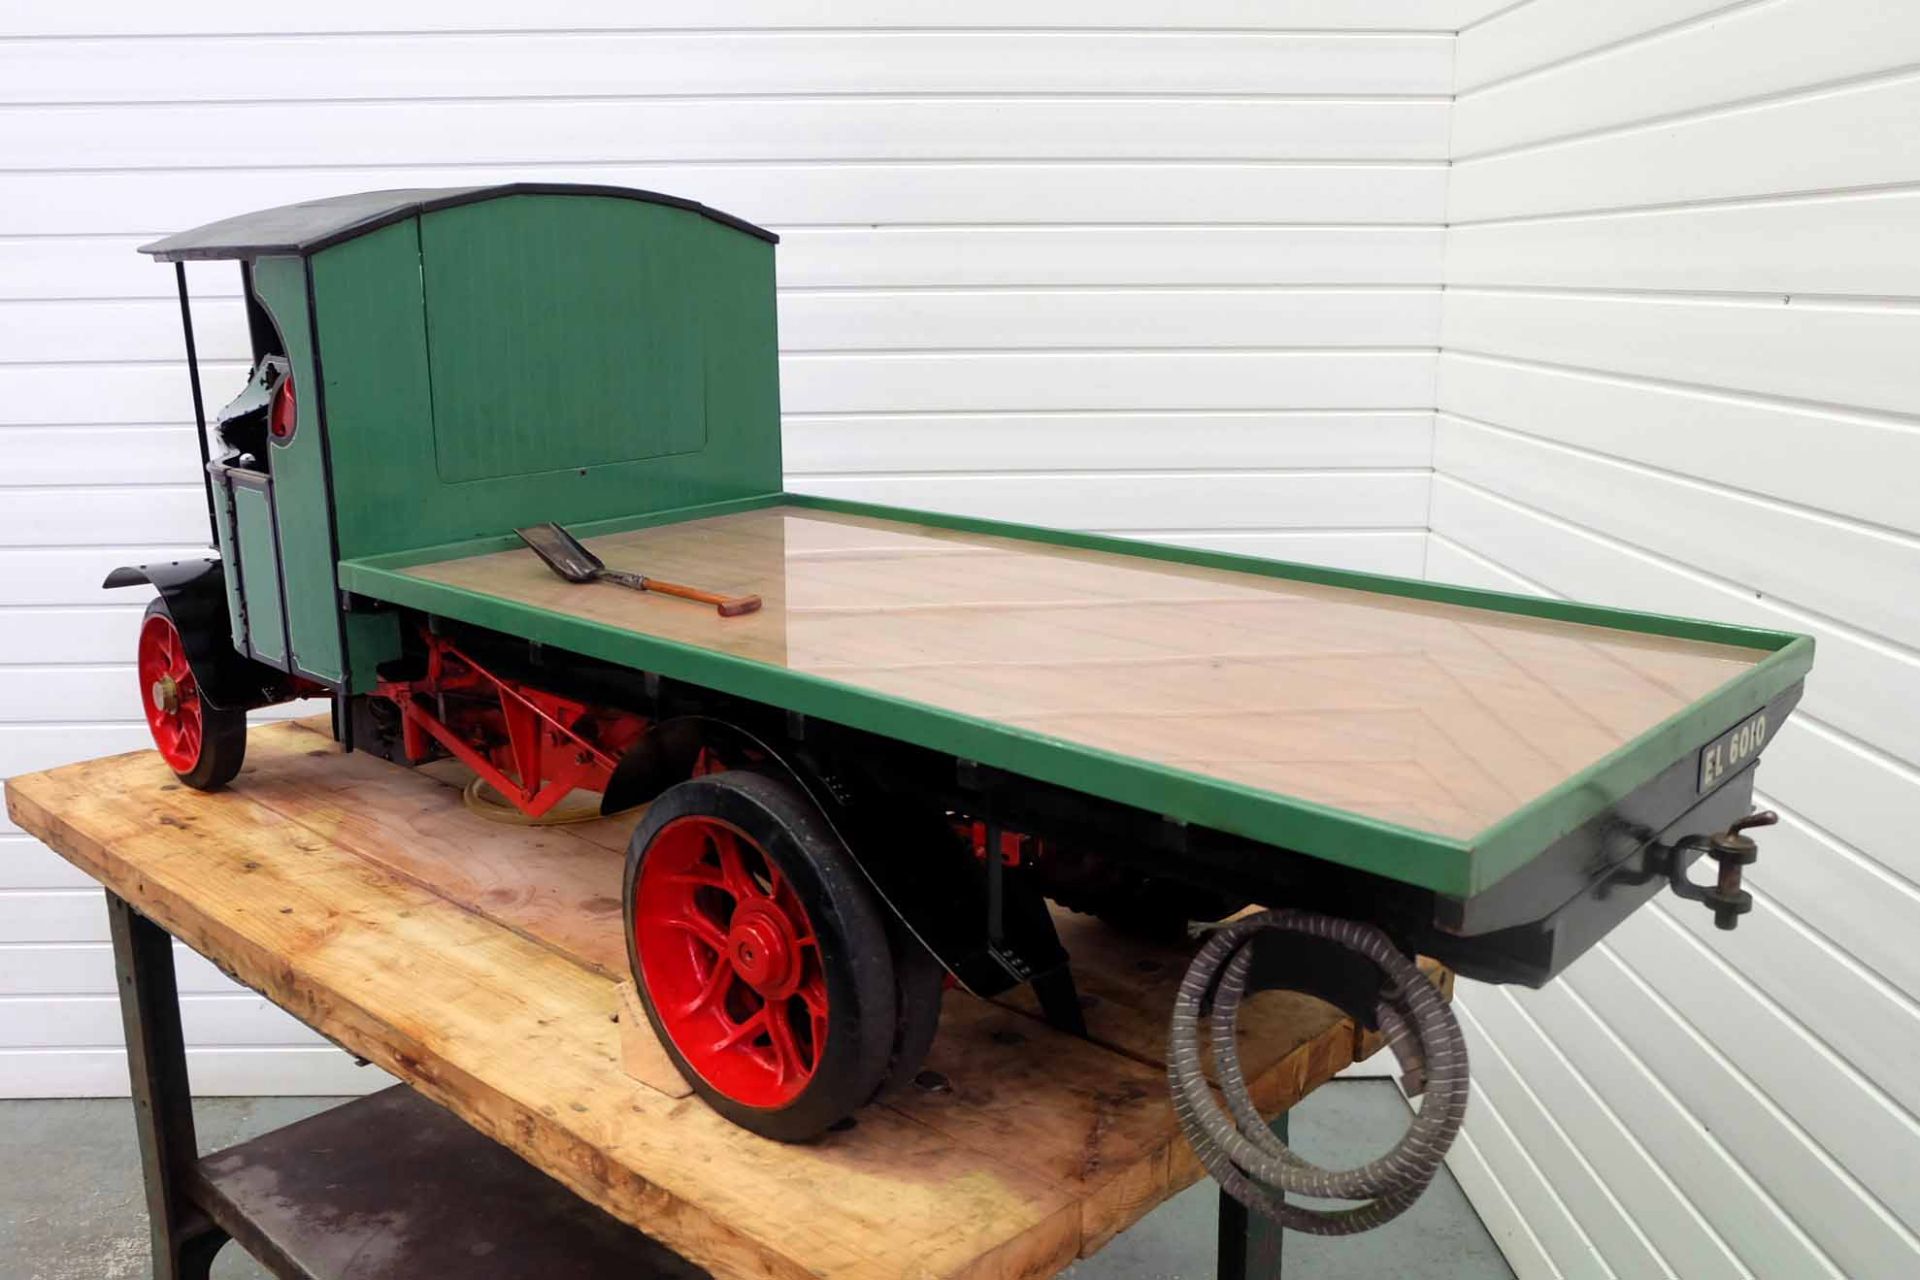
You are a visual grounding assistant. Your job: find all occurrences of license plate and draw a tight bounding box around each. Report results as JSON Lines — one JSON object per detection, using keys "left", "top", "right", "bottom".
{"left": 1698, "top": 710, "right": 1770, "bottom": 793}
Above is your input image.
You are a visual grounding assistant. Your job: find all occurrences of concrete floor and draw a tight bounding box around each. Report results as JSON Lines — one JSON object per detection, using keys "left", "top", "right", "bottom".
{"left": 0, "top": 1080, "right": 1510, "bottom": 1279}
{"left": 1067, "top": 1081, "right": 1513, "bottom": 1280}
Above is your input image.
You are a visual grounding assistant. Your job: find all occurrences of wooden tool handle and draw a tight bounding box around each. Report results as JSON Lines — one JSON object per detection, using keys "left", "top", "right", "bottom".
{"left": 641, "top": 577, "right": 763, "bottom": 617}
{"left": 596, "top": 568, "right": 760, "bottom": 616}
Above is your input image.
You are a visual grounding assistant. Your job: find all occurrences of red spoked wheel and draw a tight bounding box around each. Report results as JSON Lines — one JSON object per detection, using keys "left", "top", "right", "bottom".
{"left": 625, "top": 770, "right": 896, "bottom": 1140}
{"left": 137, "top": 598, "right": 246, "bottom": 790}
{"left": 634, "top": 815, "right": 829, "bottom": 1107}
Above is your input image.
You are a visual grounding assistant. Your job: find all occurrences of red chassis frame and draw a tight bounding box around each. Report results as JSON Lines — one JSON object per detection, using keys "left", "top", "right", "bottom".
{"left": 377, "top": 634, "right": 1043, "bottom": 854}
{"left": 375, "top": 634, "right": 648, "bottom": 818}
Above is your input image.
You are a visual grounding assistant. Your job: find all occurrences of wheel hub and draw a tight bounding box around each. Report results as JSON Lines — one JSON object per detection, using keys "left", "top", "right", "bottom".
{"left": 631, "top": 813, "right": 831, "bottom": 1109}
{"left": 728, "top": 899, "right": 801, "bottom": 997}
{"left": 138, "top": 612, "right": 205, "bottom": 776}
{"left": 151, "top": 675, "right": 180, "bottom": 716}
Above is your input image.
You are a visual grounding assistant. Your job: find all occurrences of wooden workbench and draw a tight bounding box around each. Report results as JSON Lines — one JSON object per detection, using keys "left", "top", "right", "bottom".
{"left": 6, "top": 720, "right": 1438, "bottom": 1280}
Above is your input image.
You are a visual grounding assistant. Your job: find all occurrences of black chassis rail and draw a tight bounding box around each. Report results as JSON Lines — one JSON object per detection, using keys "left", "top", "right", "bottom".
{"left": 1425, "top": 682, "right": 1802, "bottom": 984}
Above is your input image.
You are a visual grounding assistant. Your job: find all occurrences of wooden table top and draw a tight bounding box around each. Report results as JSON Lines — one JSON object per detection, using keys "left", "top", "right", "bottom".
{"left": 406, "top": 506, "right": 1761, "bottom": 840}
{"left": 6, "top": 720, "right": 1400, "bottom": 1280}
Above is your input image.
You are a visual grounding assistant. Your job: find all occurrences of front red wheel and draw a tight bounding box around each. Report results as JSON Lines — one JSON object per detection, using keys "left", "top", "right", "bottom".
{"left": 137, "top": 599, "right": 246, "bottom": 790}
{"left": 625, "top": 771, "right": 896, "bottom": 1140}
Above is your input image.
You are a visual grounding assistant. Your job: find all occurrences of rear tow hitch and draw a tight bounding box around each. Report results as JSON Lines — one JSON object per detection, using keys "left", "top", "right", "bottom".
{"left": 1667, "top": 810, "right": 1776, "bottom": 930}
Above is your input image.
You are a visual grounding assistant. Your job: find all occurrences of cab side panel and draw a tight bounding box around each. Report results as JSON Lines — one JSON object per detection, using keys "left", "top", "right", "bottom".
{"left": 250, "top": 254, "right": 351, "bottom": 684}
{"left": 231, "top": 480, "right": 286, "bottom": 666}
{"left": 208, "top": 470, "right": 248, "bottom": 653}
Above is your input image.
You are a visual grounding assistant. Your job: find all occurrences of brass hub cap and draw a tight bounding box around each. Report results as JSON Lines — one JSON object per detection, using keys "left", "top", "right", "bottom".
{"left": 151, "top": 675, "right": 180, "bottom": 716}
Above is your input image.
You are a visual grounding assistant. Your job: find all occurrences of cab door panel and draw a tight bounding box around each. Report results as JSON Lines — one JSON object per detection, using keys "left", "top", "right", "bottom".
{"left": 211, "top": 463, "right": 291, "bottom": 670}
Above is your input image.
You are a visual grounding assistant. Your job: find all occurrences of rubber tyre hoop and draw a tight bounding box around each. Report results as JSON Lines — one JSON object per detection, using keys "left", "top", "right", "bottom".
{"left": 624, "top": 769, "right": 897, "bottom": 1141}
{"left": 876, "top": 924, "right": 944, "bottom": 1099}
{"left": 140, "top": 597, "right": 247, "bottom": 792}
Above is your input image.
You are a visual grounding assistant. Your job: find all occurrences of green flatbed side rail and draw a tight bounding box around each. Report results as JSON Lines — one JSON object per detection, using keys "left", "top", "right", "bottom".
{"left": 339, "top": 491, "right": 1814, "bottom": 899}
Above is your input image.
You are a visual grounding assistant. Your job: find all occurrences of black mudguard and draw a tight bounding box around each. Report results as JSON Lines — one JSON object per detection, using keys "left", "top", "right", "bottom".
{"left": 600, "top": 715, "right": 740, "bottom": 813}
{"left": 103, "top": 558, "right": 299, "bottom": 711}
{"left": 604, "top": 716, "right": 1020, "bottom": 996}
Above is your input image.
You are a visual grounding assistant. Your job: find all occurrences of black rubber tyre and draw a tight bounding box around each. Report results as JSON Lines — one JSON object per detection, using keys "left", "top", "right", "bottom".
{"left": 140, "top": 597, "right": 247, "bottom": 791}
{"left": 624, "top": 770, "right": 897, "bottom": 1141}
{"left": 875, "top": 926, "right": 945, "bottom": 1098}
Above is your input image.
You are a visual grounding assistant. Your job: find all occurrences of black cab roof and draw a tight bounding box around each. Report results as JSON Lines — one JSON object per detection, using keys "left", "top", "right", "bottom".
{"left": 137, "top": 183, "right": 777, "bottom": 262}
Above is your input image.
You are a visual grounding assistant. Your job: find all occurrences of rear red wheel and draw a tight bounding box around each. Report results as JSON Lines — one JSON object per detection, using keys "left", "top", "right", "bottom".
{"left": 138, "top": 599, "right": 246, "bottom": 790}
{"left": 625, "top": 770, "right": 895, "bottom": 1140}
{"left": 634, "top": 814, "right": 830, "bottom": 1107}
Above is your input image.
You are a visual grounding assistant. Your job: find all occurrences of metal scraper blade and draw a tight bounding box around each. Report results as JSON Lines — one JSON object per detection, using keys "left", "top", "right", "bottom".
{"left": 515, "top": 523, "right": 605, "bottom": 583}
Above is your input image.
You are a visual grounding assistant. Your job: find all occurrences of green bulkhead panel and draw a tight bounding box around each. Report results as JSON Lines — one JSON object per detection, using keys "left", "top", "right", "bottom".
{"left": 418, "top": 197, "right": 710, "bottom": 482}
{"left": 231, "top": 482, "right": 286, "bottom": 665}
{"left": 309, "top": 194, "right": 782, "bottom": 572}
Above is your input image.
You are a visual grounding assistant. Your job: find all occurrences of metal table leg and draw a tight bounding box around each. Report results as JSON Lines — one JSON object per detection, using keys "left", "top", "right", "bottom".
{"left": 107, "top": 891, "right": 231, "bottom": 1280}
{"left": 1216, "top": 1112, "right": 1287, "bottom": 1280}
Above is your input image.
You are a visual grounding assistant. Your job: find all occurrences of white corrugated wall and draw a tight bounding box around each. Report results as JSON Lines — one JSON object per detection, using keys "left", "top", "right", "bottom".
{"left": 1430, "top": 3, "right": 1920, "bottom": 1277}
{"left": 9, "top": 8, "right": 1918, "bottom": 1278}
{"left": 0, "top": 4, "right": 1468, "bottom": 1094}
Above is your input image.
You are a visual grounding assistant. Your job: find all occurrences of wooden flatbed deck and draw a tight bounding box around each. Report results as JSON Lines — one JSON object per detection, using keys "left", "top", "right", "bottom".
{"left": 6, "top": 719, "right": 1429, "bottom": 1280}
{"left": 401, "top": 506, "right": 1758, "bottom": 843}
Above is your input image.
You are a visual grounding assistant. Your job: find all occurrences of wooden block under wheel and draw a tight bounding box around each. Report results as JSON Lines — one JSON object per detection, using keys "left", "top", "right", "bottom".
{"left": 615, "top": 979, "right": 693, "bottom": 1099}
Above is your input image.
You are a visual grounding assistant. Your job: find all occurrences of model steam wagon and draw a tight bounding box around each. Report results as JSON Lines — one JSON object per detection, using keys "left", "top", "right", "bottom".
{"left": 119, "top": 185, "right": 1810, "bottom": 1146}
